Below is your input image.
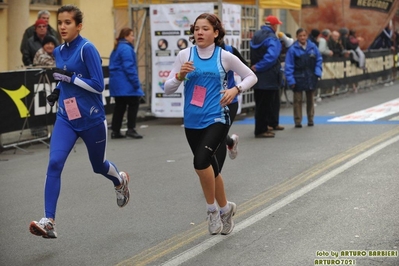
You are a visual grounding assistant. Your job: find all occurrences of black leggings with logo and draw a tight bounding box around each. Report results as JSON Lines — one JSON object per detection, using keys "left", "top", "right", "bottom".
{"left": 185, "top": 122, "right": 229, "bottom": 177}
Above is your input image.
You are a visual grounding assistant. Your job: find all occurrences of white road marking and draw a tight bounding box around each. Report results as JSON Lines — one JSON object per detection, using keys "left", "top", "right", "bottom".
{"left": 162, "top": 135, "right": 399, "bottom": 266}
{"left": 328, "top": 98, "right": 399, "bottom": 122}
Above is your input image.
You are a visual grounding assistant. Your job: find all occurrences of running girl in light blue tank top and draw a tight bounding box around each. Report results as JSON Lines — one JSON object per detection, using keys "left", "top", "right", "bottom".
{"left": 164, "top": 13, "right": 257, "bottom": 236}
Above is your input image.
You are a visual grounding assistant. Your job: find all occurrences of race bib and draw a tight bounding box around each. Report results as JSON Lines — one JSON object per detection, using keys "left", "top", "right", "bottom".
{"left": 190, "top": 85, "right": 206, "bottom": 107}
{"left": 63, "top": 97, "right": 82, "bottom": 120}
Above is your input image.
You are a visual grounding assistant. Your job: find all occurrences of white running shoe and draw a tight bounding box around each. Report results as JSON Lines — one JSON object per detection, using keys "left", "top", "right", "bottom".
{"left": 220, "top": 202, "right": 237, "bottom": 235}
{"left": 207, "top": 210, "right": 223, "bottom": 235}
{"left": 115, "top": 171, "right": 130, "bottom": 208}
{"left": 29, "top": 217, "right": 57, "bottom": 238}
{"left": 228, "top": 134, "right": 239, "bottom": 160}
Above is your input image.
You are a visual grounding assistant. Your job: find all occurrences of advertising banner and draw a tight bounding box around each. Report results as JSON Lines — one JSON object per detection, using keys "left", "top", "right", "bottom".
{"left": 290, "top": 0, "right": 398, "bottom": 50}
{"left": 0, "top": 67, "right": 113, "bottom": 134}
{"left": 222, "top": 3, "right": 243, "bottom": 115}
{"left": 318, "top": 49, "right": 393, "bottom": 89}
{"left": 150, "top": 3, "right": 214, "bottom": 118}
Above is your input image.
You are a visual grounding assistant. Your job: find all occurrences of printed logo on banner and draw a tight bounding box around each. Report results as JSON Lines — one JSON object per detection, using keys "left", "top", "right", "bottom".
{"left": 229, "top": 17, "right": 235, "bottom": 28}
{"left": 174, "top": 16, "right": 190, "bottom": 28}
{"left": 179, "top": 9, "right": 191, "bottom": 14}
{"left": 1, "top": 85, "right": 31, "bottom": 118}
{"left": 349, "top": 0, "right": 392, "bottom": 13}
{"left": 153, "top": 20, "right": 170, "bottom": 24}
{"left": 155, "top": 93, "right": 182, "bottom": 98}
{"left": 158, "top": 81, "right": 165, "bottom": 91}
{"left": 155, "top": 61, "right": 175, "bottom": 66}
{"left": 158, "top": 71, "right": 171, "bottom": 77}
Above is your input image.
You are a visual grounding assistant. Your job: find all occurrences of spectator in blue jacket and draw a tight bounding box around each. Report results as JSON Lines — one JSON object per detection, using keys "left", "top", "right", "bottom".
{"left": 250, "top": 15, "right": 284, "bottom": 139}
{"left": 285, "top": 28, "right": 323, "bottom": 128}
{"left": 109, "top": 28, "right": 145, "bottom": 139}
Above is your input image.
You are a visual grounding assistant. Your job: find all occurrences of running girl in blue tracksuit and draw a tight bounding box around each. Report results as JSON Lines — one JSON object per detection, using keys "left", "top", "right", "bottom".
{"left": 29, "top": 5, "right": 130, "bottom": 239}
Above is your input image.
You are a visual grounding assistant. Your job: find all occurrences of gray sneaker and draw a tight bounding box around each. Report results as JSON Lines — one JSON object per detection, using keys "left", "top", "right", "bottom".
{"left": 29, "top": 217, "right": 57, "bottom": 238}
{"left": 115, "top": 171, "right": 130, "bottom": 207}
{"left": 207, "top": 210, "right": 223, "bottom": 235}
{"left": 220, "top": 202, "right": 237, "bottom": 235}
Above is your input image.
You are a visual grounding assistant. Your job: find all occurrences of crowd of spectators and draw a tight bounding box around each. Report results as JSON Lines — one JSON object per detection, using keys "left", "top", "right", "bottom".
{"left": 307, "top": 27, "right": 366, "bottom": 69}
{"left": 20, "top": 10, "right": 59, "bottom": 67}
{"left": 308, "top": 23, "right": 397, "bottom": 70}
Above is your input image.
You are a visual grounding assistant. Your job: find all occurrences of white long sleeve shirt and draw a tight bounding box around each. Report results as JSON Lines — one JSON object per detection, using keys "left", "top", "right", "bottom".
{"left": 164, "top": 43, "right": 257, "bottom": 95}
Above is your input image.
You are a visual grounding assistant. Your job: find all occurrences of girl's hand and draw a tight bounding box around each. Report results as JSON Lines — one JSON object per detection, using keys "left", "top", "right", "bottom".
{"left": 179, "top": 61, "right": 195, "bottom": 78}
{"left": 220, "top": 87, "right": 238, "bottom": 107}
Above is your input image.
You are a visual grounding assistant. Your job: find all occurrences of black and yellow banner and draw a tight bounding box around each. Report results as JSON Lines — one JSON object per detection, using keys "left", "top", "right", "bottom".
{"left": 0, "top": 67, "right": 113, "bottom": 134}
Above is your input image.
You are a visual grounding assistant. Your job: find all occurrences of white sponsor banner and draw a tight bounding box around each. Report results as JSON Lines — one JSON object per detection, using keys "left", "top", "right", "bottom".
{"left": 328, "top": 98, "right": 399, "bottom": 122}
{"left": 150, "top": 3, "right": 214, "bottom": 118}
{"left": 221, "top": 3, "right": 243, "bottom": 115}
{"left": 222, "top": 3, "right": 241, "bottom": 51}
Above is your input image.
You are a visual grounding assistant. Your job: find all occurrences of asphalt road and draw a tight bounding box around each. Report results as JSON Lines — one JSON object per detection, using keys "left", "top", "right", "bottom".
{"left": 1, "top": 82, "right": 398, "bottom": 266}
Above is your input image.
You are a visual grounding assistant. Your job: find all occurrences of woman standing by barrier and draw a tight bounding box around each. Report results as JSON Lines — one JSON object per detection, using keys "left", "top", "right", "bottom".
{"left": 29, "top": 5, "right": 130, "bottom": 239}
{"left": 109, "top": 27, "right": 144, "bottom": 139}
{"left": 285, "top": 28, "right": 323, "bottom": 128}
{"left": 164, "top": 13, "right": 257, "bottom": 235}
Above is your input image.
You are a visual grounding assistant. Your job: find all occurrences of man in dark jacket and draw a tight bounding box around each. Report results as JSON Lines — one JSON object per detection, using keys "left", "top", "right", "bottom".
{"left": 20, "top": 10, "right": 60, "bottom": 54}
{"left": 250, "top": 15, "right": 284, "bottom": 138}
{"left": 327, "top": 30, "right": 345, "bottom": 57}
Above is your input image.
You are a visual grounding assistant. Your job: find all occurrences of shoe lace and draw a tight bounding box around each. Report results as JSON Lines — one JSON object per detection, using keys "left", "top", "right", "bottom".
{"left": 38, "top": 218, "right": 54, "bottom": 229}
{"left": 39, "top": 218, "right": 49, "bottom": 225}
{"left": 221, "top": 213, "right": 230, "bottom": 226}
{"left": 207, "top": 211, "right": 219, "bottom": 226}
{"left": 115, "top": 185, "right": 126, "bottom": 199}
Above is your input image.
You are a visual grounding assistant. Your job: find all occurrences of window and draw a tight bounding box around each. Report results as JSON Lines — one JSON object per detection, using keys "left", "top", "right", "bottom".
{"left": 30, "top": 0, "right": 62, "bottom": 5}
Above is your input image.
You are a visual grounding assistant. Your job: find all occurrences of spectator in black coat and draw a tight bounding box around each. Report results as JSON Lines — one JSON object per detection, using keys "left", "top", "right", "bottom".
{"left": 20, "top": 10, "right": 60, "bottom": 54}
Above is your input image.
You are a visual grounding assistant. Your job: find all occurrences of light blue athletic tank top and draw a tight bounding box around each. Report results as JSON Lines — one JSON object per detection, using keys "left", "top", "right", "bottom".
{"left": 183, "top": 46, "right": 230, "bottom": 129}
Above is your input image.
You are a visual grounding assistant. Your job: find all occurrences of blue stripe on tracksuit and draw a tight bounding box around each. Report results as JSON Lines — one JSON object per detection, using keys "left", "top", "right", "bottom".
{"left": 45, "top": 35, "right": 122, "bottom": 219}
{"left": 45, "top": 119, "right": 122, "bottom": 219}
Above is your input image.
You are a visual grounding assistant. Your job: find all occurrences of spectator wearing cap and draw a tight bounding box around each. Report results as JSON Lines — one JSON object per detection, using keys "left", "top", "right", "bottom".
{"left": 318, "top": 29, "right": 333, "bottom": 57}
{"left": 20, "top": 10, "right": 60, "bottom": 54}
{"left": 33, "top": 35, "right": 56, "bottom": 67}
{"left": 22, "top": 19, "right": 59, "bottom": 66}
{"left": 250, "top": 15, "right": 284, "bottom": 138}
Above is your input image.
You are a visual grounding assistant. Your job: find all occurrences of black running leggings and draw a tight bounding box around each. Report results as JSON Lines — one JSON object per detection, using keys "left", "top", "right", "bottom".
{"left": 185, "top": 122, "right": 230, "bottom": 177}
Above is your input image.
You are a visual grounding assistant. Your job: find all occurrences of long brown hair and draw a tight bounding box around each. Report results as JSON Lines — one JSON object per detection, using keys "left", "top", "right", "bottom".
{"left": 113, "top": 27, "right": 133, "bottom": 50}
{"left": 189, "top": 13, "right": 225, "bottom": 46}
